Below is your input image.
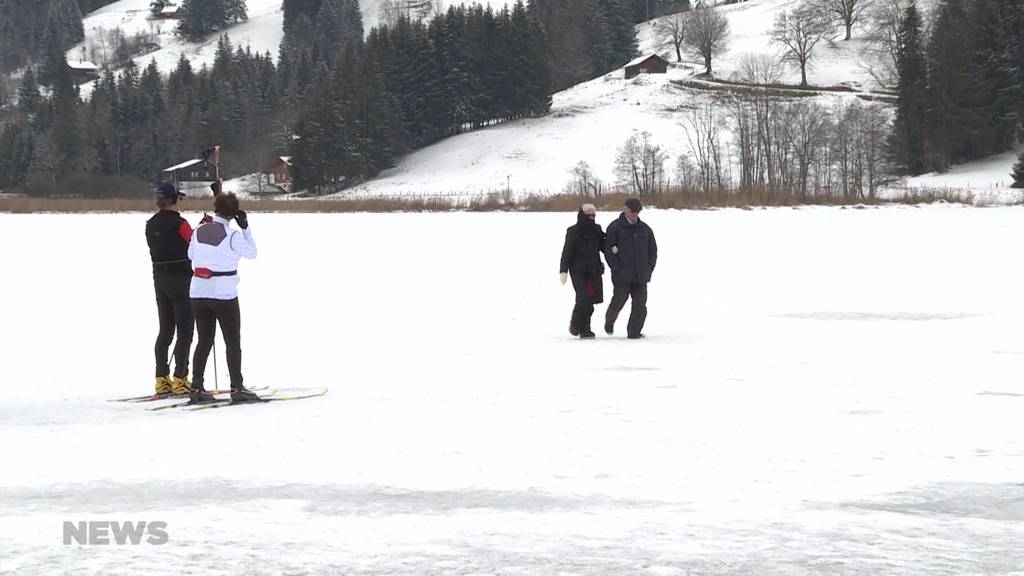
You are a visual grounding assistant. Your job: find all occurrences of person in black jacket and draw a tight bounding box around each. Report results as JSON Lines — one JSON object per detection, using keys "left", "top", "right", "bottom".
{"left": 604, "top": 197, "right": 657, "bottom": 339}
{"left": 559, "top": 203, "right": 605, "bottom": 339}
{"left": 145, "top": 183, "right": 195, "bottom": 396}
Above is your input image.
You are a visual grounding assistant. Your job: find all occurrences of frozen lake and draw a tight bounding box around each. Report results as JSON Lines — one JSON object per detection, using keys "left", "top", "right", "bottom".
{"left": 1, "top": 206, "right": 1022, "bottom": 575}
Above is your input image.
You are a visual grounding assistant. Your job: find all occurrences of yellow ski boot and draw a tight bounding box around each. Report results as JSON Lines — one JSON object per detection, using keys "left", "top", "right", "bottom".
{"left": 170, "top": 375, "right": 193, "bottom": 396}
{"left": 155, "top": 375, "right": 173, "bottom": 395}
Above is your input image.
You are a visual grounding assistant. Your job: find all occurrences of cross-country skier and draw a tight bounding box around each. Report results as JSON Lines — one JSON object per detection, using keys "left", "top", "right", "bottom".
{"left": 187, "top": 192, "right": 260, "bottom": 403}
{"left": 559, "top": 203, "right": 606, "bottom": 339}
{"left": 145, "top": 183, "right": 195, "bottom": 396}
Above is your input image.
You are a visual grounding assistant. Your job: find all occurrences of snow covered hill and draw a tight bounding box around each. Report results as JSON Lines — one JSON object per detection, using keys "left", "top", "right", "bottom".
{"left": 347, "top": 0, "right": 890, "bottom": 198}
{"left": 902, "top": 146, "right": 1024, "bottom": 202}
{"left": 68, "top": 0, "right": 286, "bottom": 78}
{"left": 67, "top": 0, "right": 509, "bottom": 79}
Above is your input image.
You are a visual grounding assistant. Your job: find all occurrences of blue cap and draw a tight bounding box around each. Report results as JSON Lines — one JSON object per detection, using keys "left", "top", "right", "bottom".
{"left": 156, "top": 183, "right": 185, "bottom": 200}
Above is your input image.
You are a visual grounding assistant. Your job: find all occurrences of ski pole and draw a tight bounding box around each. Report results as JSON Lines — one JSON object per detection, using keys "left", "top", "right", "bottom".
{"left": 212, "top": 330, "right": 219, "bottom": 394}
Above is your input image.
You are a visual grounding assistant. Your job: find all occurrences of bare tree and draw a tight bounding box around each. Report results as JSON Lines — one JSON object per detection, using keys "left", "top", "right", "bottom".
{"left": 614, "top": 132, "right": 668, "bottom": 195}
{"left": 771, "top": 4, "right": 835, "bottom": 86}
{"left": 860, "top": 0, "right": 911, "bottom": 89}
{"left": 820, "top": 0, "right": 870, "bottom": 40}
{"left": 378, "top": 0, "right": 406, "bottom": 28}
{"left": 737, "top": 54, "right": 784, "bottom": 191}
{"left": 675, "top": 154, "right": 699, "bottom": 190}
{"left": 682, "top": 100, "right": 726, "bottom": 192}
{"left": 658, "top": 11, "right": 686, "bottom": 62}
{"left": 789, "top": 100, "right": 829, "bottom": 198}
{"left": 683, "top": 6, "right": 731, "bottom": 75}
{"left": 568, "top": 161, "right": 604, "bottom": 197}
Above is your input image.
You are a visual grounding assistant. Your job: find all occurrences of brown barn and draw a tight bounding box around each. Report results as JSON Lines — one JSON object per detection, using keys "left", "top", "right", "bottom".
{"left": 162, "top": 158, "right": 218, "bottom": 186}
{"left": 264, "top": 156, "right": 293, "bottom": 192}
{"left": 155, "top": 3, "right": 181, "bottom": 18}
{"left": 68, "top": 61, "right": 100, "bottom": 84}
{"left": 624, "top": 54, "right": 669, "bottom": 79}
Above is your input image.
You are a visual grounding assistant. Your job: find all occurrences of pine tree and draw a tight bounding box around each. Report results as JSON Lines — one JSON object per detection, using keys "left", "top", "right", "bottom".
{"left": 49, "top": 43, "right": 81, "bottom": 181}
{"left": 224, "top": 0, "right": 248, "bottom": 23}
{"left": 0, "top": 122, "right": 35, "bottom": 189}
{"left": 601, "top": 0, "right": 638, "bottom": 69}
{"left": 925, "top": 0, "right": 973, "bottom": 169}
{"left": 179, "top": 0, "right": 227, "bottom": 40}
{"left": 1011, "top": 152, "right": 1024, "bottom": 187}
{"left": 892, "top": 3, "right": 927, "bottom": 173}
{"left": 969, "top": 0, "right": 1018, "bottom": 156}
{"left": 17, "top": 68, "right": 40, "bottom": 114}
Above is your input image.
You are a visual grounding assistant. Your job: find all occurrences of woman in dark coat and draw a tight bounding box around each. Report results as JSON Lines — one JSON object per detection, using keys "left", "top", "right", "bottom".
{"left": 559, "top": 203, "right": 606, "bottom": 338}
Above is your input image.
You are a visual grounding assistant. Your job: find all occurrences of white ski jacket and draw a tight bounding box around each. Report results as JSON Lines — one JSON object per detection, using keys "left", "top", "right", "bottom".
{"left": 188, "top": 216, "right": 257, "bottom": 300}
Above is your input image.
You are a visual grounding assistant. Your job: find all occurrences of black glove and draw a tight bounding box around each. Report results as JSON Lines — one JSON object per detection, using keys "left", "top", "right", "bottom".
{"left": 234, "top": 210, "right": 249, "bottom": 230}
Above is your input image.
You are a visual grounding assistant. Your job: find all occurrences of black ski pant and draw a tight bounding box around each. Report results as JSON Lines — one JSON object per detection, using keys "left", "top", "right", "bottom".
{"left": 154, "top": 272, "right": 194, "bottom": 378}
{"left": 570, "top": 302, "right": 595, "bottom": 335}
{"left": 191, "top": 298, "right": 244, "bottom": 390}
{"left": 605, "top": 282, "right": 648, "bottom": 337}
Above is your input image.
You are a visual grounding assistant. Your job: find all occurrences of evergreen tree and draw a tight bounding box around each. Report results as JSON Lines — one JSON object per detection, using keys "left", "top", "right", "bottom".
{"left": 969, "top": 0, "right": 1018, "bottom": 156}
{"left": 601, "top": 0, "right": 638, "bottom": 69}
{"left": 179, "top": 0, "right": 228, "bottom": 40}
{"left": 17, "top": 68, "right": 40, "bottom": 114}
{"left": 1011, "top": 152, "right": 1024, "bottom": 186}
{"left": 49, "top": 44, "right": 81, "bottom": 181}
{"left": 224, "top": 0, "right": 248, "bottom": 22}
{"left": 925, "top": 0, "right": 973, "bottom": 169}
{"left": 892, "top": 3, "right": 927, "bottom": 173}
{"left": 0, "top": 122, "right": 35, "bottom": 189}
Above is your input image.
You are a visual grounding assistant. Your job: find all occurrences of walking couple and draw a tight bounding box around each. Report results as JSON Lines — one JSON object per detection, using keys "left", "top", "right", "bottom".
{"left": 559, "top": 198, "right": 657, "bottom": 340}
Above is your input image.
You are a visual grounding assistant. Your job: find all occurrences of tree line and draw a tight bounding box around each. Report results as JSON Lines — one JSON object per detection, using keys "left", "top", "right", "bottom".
{"left": 1, "top": 0, "right": 642, "bottom": 195}
{"left": 890, "top": 0, "right": 1024, "bottom": 174}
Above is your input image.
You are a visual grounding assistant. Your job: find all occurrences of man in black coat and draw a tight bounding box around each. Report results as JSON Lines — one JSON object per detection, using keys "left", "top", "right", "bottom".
{"left": 559, "top": 203, "right": 605, "bottom": 339}
{"left": 145, "top": 183, "right": 195, "bottom": 395}
{"left": 604, "top": 197, "right": 657, "bottom": 339}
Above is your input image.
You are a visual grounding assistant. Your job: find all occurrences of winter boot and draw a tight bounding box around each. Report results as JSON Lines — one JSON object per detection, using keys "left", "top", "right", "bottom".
{"left": 189, "top": 382, "right": 216, "bottom": 404}
{"left": 154, "top": 375, "right": 173, "bottom": 395}
{"left": 604, "top": 321, "right": 614, "bottom": 335}
{"left": 579, "top": 331, "right": 596, "bottom": 339}
{"left": 170, "top": 375, "right": 193, "bottom": 396}
{"left": 230, "top": 386, "right": 265, "bottom": 404}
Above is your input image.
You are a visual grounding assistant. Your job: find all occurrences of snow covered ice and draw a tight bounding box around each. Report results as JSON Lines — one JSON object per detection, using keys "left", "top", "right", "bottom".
{"left": 0, "top": 206, "right": 1023, "bottom": 574}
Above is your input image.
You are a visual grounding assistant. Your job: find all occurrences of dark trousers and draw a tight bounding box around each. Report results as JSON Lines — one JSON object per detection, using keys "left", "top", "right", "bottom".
{"left": 192, "top": 298, "right": 243, "bottom": 389}
{"left": 569, "top": 272, "right": 603, "bottom": 335}
{"left": 154, "top": 273, "right": 194, "bottom": 378}
{"left": 605, "top": 282, "right": 648, "bottom": 337}
{"left": 570, "top": 302, "right": 595, "bottom": 334}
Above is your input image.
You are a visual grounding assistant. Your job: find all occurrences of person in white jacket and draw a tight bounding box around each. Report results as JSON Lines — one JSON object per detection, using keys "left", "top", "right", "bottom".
{"left": 187, "top": 192, "right": 259, "bottom": 403}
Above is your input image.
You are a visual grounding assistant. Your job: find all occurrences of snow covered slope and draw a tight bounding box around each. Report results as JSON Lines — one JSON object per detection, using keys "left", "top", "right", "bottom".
{"left": 902, "top": 146, "right": 1024, "bottom": 202}
{"left": 636, "top": 0, "right": 879, "bottom": 88}
{"left": 68, "top": 0, "right": 286, "bottom": 76}
{"left": 68, "top": 0, "right": 510, "bottom": 77}
{"left": 348, "top": 62, "right": 863, "bottom": 198}
{"left": 349, "top": 0, "right": 889, "bottom": 197}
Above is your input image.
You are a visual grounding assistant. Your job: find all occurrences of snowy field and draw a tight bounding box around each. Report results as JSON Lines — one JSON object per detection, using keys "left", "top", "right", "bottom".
{"left": 1, "top": 206, "right": 1023, "bottom": 575}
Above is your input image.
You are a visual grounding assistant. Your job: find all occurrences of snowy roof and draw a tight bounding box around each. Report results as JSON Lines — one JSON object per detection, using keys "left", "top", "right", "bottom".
{"left": 160, "top": 4, "right": 180, "bottom": 14}
{"left": 163, "top": 158, "right": 205, "bottom": 172}
{"left": 68, "top": 61, "right": 99, "bottom": 71}
{"left": 624, "top": 54, "right": 668, "bottom": 68}
{"left": 279, "top": 156, "right": 293, "bottom": 165}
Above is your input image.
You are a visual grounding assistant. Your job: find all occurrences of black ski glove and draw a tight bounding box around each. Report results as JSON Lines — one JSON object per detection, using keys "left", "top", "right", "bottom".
{"left": 235, "top": 210, "right": 249, "bottom": 230}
